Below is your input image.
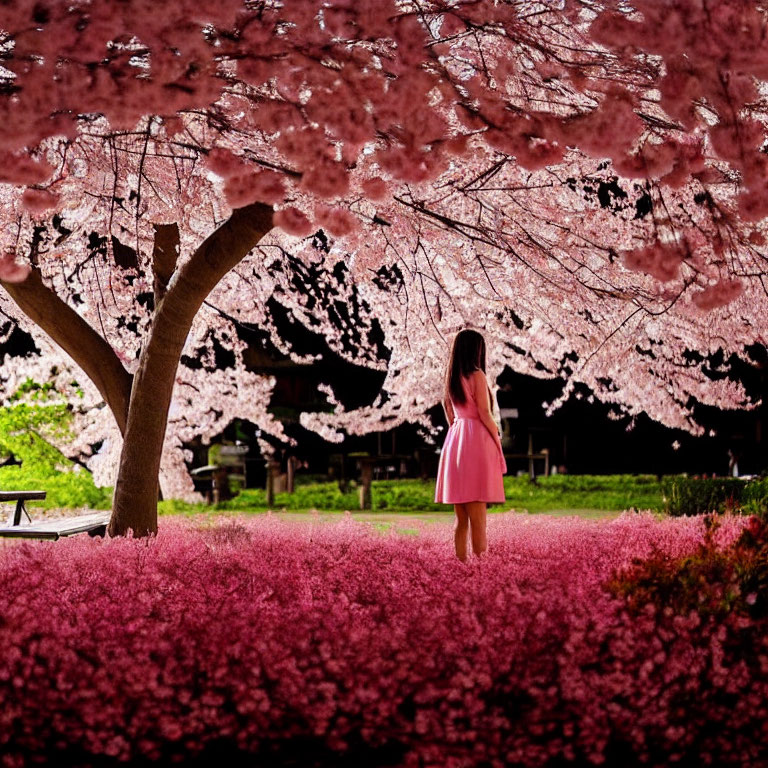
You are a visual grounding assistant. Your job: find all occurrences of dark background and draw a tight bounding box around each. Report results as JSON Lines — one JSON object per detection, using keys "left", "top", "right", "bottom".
{"left": 223, "top": 319, "right": 768, "bottom": 484}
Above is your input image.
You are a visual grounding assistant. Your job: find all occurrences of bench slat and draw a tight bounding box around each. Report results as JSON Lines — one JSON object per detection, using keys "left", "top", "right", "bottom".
{"left": 0, "top": 512, "right": 110, "bottom": 540}
{"left": 0, "top": 491, "right": 47, "bottom": 501}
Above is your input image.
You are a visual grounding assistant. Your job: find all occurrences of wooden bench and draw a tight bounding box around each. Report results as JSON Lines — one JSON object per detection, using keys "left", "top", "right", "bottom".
{"left": 0, "top": 490, "right": 47, "bottom": 526}
{"left": 0, "top": 491, "right": 110, "bottom": 540}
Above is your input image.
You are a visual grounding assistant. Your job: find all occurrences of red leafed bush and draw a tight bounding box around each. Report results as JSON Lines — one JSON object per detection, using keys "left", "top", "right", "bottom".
{"left": 607, "top": 513, "right": 768, "bottom": 621}
{"left": 1, "top": 512, "right": 767, "bottom": 767}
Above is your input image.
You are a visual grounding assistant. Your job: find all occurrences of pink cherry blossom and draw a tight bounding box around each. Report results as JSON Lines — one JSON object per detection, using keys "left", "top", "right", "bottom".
{"left": 314, "top": 204, "right": 357, "bottom": 237}
{"left": 20, "top": 188, "right": 60, "bottom": 215}
{"left": 360, "top": 177, "right": 389, "bottom": 201}
{"left": 225, "top": 170, "right": 286, "bottom": 208}
{"left": 0, "top": 0, "right": 766, "bottom": 509}
{"left": 273, "top": 206, "right": 314, "bottom": 237}
{"left": 622, "top": 242, "right": 685, "bottom": 283}
{"left": 692, "top": 279, "right": 744, "bottom": 311}
{"left": 0, "top": 252, "right": 30, "bottom": 283}
{"left": 0, "top": 152, "right": 54, "bottom": 185}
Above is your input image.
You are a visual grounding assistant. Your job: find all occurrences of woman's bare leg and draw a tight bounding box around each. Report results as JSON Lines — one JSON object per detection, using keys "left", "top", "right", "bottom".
{"left": 466, "top": 501, "right": 488, "bottom": 557}
{"left": 454, "top": 503, "right": 469, "bottom": 562}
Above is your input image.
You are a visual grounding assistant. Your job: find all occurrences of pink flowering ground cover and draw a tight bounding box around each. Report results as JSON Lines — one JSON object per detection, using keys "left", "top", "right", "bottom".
{"left": 1, "top": 511, "right": 767, "bottom": 768}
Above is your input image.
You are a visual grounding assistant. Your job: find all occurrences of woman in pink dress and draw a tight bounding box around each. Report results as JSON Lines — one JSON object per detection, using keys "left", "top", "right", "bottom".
{"left": 435, "top": 329, "right": 506, "bottom": 561}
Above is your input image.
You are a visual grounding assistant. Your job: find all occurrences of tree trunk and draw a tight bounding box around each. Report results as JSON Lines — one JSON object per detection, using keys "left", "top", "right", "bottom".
{"left": 108, "top": 203, "right": 273, "bottom": 537}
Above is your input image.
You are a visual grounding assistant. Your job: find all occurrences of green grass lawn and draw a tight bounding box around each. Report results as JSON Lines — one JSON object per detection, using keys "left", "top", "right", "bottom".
{"left": 158, "top": 501, "right": 630, "bottom": 519}
{"left": 0, "top": 471, "right": 668, "bottom": 522}
{"left": 183, "top": 508, "right": 632, "bottom": 539}
{"left": 158, "top": 475, "right": 663, "bottom": 518}
{"left": 175, "top": 508, "right": 630, "bottom": 521}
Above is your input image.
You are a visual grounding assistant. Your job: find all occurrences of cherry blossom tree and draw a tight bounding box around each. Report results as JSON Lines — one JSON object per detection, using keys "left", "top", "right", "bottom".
{"left": 1, "top": 0, "right": 767, "bottom": 535}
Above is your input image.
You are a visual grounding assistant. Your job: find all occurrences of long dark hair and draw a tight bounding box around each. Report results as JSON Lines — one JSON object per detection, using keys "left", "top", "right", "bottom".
{"left": 445, "top": 329, "right": 486, "bottom": 405}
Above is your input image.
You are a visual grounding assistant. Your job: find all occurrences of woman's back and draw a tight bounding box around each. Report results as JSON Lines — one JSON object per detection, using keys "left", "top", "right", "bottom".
{"left": 450, "top": 373, "right": 480, "bottom": 420}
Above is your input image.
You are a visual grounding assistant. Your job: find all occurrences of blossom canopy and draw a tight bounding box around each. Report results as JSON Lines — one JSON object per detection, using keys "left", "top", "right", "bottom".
{"left": 0, "top": 0, "right": 767, "bottom": 503}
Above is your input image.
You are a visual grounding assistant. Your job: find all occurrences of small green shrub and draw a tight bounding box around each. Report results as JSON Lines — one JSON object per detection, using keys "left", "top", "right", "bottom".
{"left": 0, "top": 399, "right": 72, "bottom": 473}
{"left": 742, "top": 478, "right": 768, "bottom": 518}
{"left": 158, "top": 498, "right": 206, "bottom": 516}
{"left": 371, "top": 479, "right": 443, "bottom": 511}
{"left": 295, "top": 473, "right": 334, "bottom": 487}
{"left": 216, "top": 484, "right": 361, "bottom": 512}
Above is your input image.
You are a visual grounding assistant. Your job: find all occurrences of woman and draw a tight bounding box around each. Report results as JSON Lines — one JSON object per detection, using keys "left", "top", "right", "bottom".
{"left": 435, "top": 329, "right": 506, "bottom": 561}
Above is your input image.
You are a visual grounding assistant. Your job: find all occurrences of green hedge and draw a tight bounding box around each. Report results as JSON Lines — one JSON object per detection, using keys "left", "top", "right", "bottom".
{"left": 213, "top": 484, "right": 359, "bottom": 512}
{"left": 201, "top": 475, "right": 665, "bottom": 514}
{"left": 501, "top": 474, "right": 662, "bottom": 512}
{"left": 6, "top": 465, "right": 768, "bottom": 518}
{"left": 661, "top": 476, "right": 768, "bottom": 517}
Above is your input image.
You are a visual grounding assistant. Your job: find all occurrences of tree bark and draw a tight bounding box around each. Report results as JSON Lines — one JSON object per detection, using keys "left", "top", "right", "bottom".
{"left": 108, "top": 203, "right": 273, "bottom": 537}
{"left": 1, "top": 268, "right": 133, "bottom": 434}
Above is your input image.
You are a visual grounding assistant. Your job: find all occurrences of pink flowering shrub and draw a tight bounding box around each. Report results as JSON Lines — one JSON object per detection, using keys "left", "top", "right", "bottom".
{"left": 1, "top": 512, "right": 767, "bottom": 767}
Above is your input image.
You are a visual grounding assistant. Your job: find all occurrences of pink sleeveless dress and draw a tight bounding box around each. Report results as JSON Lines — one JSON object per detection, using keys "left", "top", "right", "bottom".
{"left": 434, "top": 374, "right": 507, "bottom": 504}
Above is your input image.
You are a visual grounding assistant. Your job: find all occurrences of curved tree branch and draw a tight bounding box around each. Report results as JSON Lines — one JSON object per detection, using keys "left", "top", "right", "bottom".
{"left": 1, "top": 268, "right": 133, "bottom": 434}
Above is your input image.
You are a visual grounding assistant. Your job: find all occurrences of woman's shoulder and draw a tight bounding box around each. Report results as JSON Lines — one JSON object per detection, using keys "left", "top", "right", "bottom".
{"left": 464, "top": 369, "right": 486, "bottom": 394}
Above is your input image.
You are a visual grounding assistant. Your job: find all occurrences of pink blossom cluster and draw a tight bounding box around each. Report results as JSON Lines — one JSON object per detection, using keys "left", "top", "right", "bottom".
{"left": 621, "top": 241, "right": 685, "bottom": 282}
{"left": 1, "top": 512, "right": 766, "bottom": 767}
{"left": 0, "top": 252, "right": 29, "bottom": 283}
{"left": 590, "top": 0, "right": 768, "bottom": 220}
{"left": 692, "top": 279, "right": 745, "bottom": 312}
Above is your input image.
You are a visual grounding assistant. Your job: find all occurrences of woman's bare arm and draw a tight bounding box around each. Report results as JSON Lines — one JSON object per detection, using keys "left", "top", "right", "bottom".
{"left": 442, "top": 397, "right": 455, "bottom": 425}
{"left": 471, "top": 371, "right": 503, "bottom": 453}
